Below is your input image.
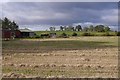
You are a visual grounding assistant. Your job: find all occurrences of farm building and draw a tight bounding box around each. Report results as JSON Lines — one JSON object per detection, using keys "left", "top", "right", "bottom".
{"left": 2, "top": 29, "right": 21, "bottom": 40}
{"left": 15, "top": 30, "right": 21, "bottom": 38}
{"left": 2, "top": 28, "right": 35, "bottom": 39}
{"left": 2, "top": 29, "right": 13, "bottom": 39}
{"left": 19, "top": 28, "right": 35, "bottom": 38}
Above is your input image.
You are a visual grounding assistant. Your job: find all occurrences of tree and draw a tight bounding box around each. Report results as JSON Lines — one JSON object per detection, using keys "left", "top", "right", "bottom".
{"left": 95, "top": 25, "right": 105, "bottom": 32}
{"left": 2, "top": 17, "right": 19, "bottom": 30}
{"left": 49, "top": 27, "right": 55, "bottom": 31}
{"left": 83, "top": 27, "right": 89, "bottom": 32}
{"left": 2, "top": 17, "right": 19, "bottom": 39}
{"left": 11, "top": 21, "right": 18, "bottom": 30}
{"left": 63, "top": 26, "right": 67, "bottom": 31}
{"left": 53, "top": 27, "right": 55, "bottom": 31}
{"left": 49, "top": 27, "right": 53, "bottom": 31}
{"left": 67, "top": 25, "right": 74, "bottom": 31}
{"left": 72, "top": 32, "right": 77, "bottom": 36}
{"left": 89, "top": 25, "right": 94, "bottom": 32}
{"left": 75, "top": 25, "right": 82, "bottom": 31}
{"left": 71, "top": 26, "right": 75, "bottom": 31}
{"left": 60, "top": 26, "right": 63, "bottom": 31}
{"left": 61, "top": 33, "right": 68, "bottom": 38}
{"left": 2, "top": 17, "right": 11, "bottom": 30}
{"left": 104, "top": 26, "right": 110, "bottom": 32}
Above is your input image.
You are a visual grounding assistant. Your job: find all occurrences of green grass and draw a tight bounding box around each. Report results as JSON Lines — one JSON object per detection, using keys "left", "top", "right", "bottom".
{"left": 2, "top": 37, "right": 118, "bottom": 54}
{"left": 34, "top": 31, "right": 117, "bottom": 37}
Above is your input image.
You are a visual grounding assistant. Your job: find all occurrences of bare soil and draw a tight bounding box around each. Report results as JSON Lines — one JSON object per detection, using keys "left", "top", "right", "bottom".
{"left": 2, "top": 37, "right": 119, "bottom": 78}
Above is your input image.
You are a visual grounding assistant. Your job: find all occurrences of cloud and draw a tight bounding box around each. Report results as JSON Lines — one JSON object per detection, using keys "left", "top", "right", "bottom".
{"left": 101, "top": 15, "right": 118, "bottom": 23}
{"left": 0, "top": 0, "right": 10, "bottom": 3}
{"left": 1, "top": 2, "right": 118, "bottom": 31}
{"left": 0, "top": 0, "right": 119, "bottom": 2}
{"left": 19, "top": 24, "right": 61, "bottom": 31}
{"left": 73, "top": 22, "right": 105, "bottom": 27}
{"left": 101, "top": 9, "right": 118, "bottom": 25}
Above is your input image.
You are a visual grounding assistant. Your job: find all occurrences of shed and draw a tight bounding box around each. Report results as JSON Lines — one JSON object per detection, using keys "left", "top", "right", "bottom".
{"left": 15, "top": 30, "right": 21, "bottom": 38}
{"left": 19, "top": 28, "right": 35, "bottom": 38}
{"left": 2, "top": 29, "right": 21, "bottom": 40}
{"left": 2, "top": 29, "right": 12, "bottom": 39}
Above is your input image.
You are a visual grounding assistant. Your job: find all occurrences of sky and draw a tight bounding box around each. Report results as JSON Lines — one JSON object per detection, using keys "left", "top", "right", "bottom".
{"left": 0, "top": 2, "right": 118, "bottom": 31}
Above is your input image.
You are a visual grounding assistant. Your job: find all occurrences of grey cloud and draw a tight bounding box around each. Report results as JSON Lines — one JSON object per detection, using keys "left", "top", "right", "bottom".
{"left": 1, "top": 2, "right": 118, "bottom": 30}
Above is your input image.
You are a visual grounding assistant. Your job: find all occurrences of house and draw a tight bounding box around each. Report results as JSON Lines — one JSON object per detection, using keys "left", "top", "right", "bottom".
{"left": 19, "top": 28, "right": 35, "bottom": 38}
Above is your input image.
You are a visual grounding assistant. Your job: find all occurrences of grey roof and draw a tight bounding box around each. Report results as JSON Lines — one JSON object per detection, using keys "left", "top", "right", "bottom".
{"left": 19, "top": 28, "right": 33, "bottom": 32}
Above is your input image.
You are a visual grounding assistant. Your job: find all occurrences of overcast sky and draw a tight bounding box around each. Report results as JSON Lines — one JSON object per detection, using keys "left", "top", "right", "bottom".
{"left": 0, "top": 2, "right": 118, "bottom": 31}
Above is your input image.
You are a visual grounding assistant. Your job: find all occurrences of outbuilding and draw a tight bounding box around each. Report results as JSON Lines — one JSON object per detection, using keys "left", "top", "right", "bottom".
{"left": 19, "top": 28, "right": 35, "bottom": 38}
{"left": 2, "top": 29, "right": 22, "bottom": 40}
{"left": 2, "top": 28, "right": 35, "bottom": 40}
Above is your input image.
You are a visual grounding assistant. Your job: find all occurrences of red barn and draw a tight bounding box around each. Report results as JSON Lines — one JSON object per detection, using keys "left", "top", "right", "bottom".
{"left": 2, "top": 30, "right": 11, "bottom": 38}
{"left": 15, "top": 30, "right": 21, "bottom": 38}
{"left": 2, "top": 29, "right": 21, "bottom": 40}
{"left": 2, "top": 28, "right": 35, "bottom": 40}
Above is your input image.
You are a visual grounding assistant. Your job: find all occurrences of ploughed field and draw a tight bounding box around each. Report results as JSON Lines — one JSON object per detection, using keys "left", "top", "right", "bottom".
{"left": 2, "top": 37, "right": 119, "bottom": 78}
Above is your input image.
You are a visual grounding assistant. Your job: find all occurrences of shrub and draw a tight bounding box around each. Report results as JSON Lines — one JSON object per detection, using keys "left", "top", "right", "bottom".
{"left": 102, "top": 32, "right": 110, "bottom": 36}
{"left": 60, "top": 33, "right": 68, "bottom": 38}
{"left": 35, "top": 35, "right": 41, "bottom": 38}
{"left": 116, "top": 32, "right": 120, "bottom": 36}
{"left": 72, "top": 32, "right": 77, "bottom": 36}
{"left": 41, "top": 33, "right": 50, "bottom": 38}
{"left": 81, "top": 32, "right": 94, "bottom": 36}
{"left": 102, "top": 32, "right": 115, "bottom": 36}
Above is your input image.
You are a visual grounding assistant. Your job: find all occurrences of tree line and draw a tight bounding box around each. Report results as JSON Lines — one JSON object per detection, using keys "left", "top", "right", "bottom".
{"left": 0, "top": 17, "right": 116, "bottom": 33}
{"left": 49, "top": 25, "right": 112, "bottom": 32}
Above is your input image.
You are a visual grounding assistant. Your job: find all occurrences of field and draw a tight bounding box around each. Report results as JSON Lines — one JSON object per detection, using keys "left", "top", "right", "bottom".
{"left": 35, "top": 31, "right": 117, "bottom": 36}
{"left": 2, "top": 36, "right": 119, "bottom": 78}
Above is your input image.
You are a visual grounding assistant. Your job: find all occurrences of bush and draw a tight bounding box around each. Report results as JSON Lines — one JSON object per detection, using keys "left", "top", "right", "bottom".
{"left": 72, "top": 32, "right": 77, "bottom": 36}
{"left": 102, "top": 32, "right": 110, "bottom": 36}
{"left": 41, "top": 34, "right": 50, "bottom": 38}
{"left": 102, "top": 32, "right": 114, "bottom": 36}
{"left": 116, "top": 32, "right": 120, "bottom": 36}
{"left": 60, "top": 33, "right": 68, "bottom": 38}
{"left": 35, "top": 35, "right": 41, "bottom": 38}
{"left": 81, "top": 32, "right": 94, "bottom": 36}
